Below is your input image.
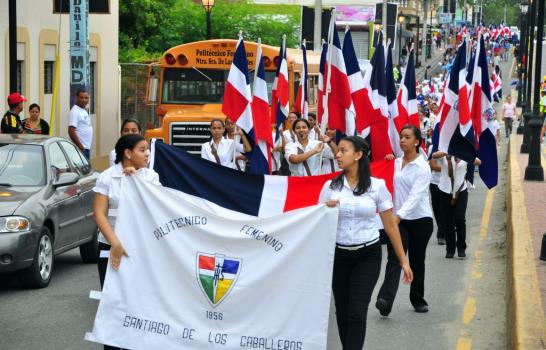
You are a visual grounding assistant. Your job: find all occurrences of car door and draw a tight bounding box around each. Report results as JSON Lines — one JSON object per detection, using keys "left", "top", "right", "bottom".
{"left": 59, "top": 140, "right": 97, "bottom": 240}
{"left": 47, "top": 142, "right": 84, "bottom": 250}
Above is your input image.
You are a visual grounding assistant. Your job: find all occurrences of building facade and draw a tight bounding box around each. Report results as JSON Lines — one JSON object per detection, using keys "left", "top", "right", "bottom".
{"left": 0, "top": 0, "right": 119, "bottom": 162}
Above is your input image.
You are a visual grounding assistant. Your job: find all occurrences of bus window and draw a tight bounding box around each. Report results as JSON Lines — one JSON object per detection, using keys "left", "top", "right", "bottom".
{"left": 162, "top": 68, "right": 227, "bottom": 104}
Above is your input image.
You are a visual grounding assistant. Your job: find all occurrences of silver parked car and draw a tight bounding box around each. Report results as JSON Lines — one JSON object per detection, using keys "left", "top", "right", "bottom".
{"left": 0, "top": 135, "right": 99, "bottom": 288}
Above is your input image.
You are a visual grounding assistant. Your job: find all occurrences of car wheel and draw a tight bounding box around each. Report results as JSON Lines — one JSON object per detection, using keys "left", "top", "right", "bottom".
{"left": 79, "top": 228, "right": 99, "bottom": 263}
{"left": 19, "top": 227, "right": 54, "bottom": 288}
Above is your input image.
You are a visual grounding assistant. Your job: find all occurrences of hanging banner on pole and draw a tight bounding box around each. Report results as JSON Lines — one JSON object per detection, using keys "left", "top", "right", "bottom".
{"left": 85, "top": 176, "right": 337, "bottom": 349}
{"left": 69, "top": 0, "right": 89, "bottom": 107}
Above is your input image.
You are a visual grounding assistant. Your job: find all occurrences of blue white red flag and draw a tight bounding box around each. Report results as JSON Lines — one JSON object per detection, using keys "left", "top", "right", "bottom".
{"left": 251, "top": 39, "right": 274, "bottom": 174}
{"left": 271, "top": 36, "right": 289, "bottom": 142}
{"left": 317, "top": 41, "right": 328, "bottom": 125}
{"left": 438, "top": 39, "right": 476, "bottom": 163}
{"left": 469, "top": 35, "right": 498, "bottom": 188}
{"left": 342, "top": 27, "right": 377, "bottom": 134}
{"left": 491, "top": 72, "right": 502, "bottom": 101}
{"left": 295, "top": 41, "right": 309, "bottom": 120}
{"left": 150, "top": 141, "right": 396, "bottom": 217}
{"left": 326, "top": 20, "right": 353, "bottom": 134}
{"left": 395, "top": 48, "right": 419, "bottom": 132}
{"left": 385, "top": 43, "right": 403, "bottom": 157}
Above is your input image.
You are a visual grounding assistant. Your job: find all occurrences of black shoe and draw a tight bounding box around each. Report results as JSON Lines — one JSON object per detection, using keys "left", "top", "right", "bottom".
{"left": 414, "top": 304, "right": 429, "bottom": 313}
{"left": 437, "top": 238, "right": 446, "bottom": 245}
{"left": 375, "top": 298, "right": 391, "bottom": 317}
{"left": 458, "top": 250, "right": 466, "bottom": 258}
{"left": 445, "top": 252, "right": 454, "bottom": 259}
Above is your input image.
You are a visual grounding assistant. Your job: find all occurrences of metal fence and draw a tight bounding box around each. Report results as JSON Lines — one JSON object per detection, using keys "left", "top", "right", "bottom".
{"left": 119, "top": 63, "right": 157, "bottom": 134}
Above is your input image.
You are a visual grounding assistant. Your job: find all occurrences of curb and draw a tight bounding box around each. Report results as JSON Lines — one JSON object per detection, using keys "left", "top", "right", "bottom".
{"left": 506, "top": 136, "right": 546, "bottom": 349}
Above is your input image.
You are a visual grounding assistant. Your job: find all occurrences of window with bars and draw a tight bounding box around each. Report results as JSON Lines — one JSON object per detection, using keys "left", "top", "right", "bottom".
{"left": 16, "top": 61, "right": 24, "bottom": 96}
{"left": 44, "top": 61, "right": 55, "bottom": 94}
{"left": 89, "top": 62, "right": 96, "bottom": 114}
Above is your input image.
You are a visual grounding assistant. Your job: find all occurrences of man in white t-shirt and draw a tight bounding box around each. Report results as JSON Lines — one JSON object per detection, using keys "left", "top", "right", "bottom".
{"left": 68, "top": 89, "right": 92, "bottom": 159}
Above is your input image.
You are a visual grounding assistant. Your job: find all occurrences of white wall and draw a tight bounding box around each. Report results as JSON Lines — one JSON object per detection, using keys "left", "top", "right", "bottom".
{"left": 0, "top": 0, "right": 119, "bottom": 159}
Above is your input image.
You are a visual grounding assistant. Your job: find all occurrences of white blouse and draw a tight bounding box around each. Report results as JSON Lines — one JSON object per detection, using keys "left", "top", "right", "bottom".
{"left": 393, "top": 156, "right": 433, "bottom": 220}
{"left": 201, "top": 138, "right": 244, "bottom": 169}
{"left": 319, "top": 177, "right": 393, "bottom": 245}
{"left": 93, "top": 163, "right": 161, "bottom": 244}
{"left": 437, "top": 157, "right": 468, "bottom": 195}
{"left": 285, "top": 138, "right": 333, "bottom": 176}
{"left": 271, "top": 132, "right": 283, "bottom": 172}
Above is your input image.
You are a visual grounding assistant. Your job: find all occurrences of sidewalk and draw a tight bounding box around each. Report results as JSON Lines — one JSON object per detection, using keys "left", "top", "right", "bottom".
{"left": 415, "top": 46, "right": 445, "bottom": 80}
{"left": 506, "top": 134, "right": 546, "bottom": 349}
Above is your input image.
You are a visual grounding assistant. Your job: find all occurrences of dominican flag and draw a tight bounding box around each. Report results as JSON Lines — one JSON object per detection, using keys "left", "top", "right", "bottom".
{"left": 271, "top": 37, "right": 289, "bottom": 141}
{"left": 294, "top": 41, "right": 309, "bottom": 120}
{"left": 491, "top": 73, "right": 502, "bottom": 101}
{"left": 469, "top": 35, "right": 498, "bottom": 188}
{"left": 438, "top": 39, "right": 476, "bottom": 163}
{"left": 385, "top": 43, "right": 403, "bottom": 157}
{"left": 150, "top": 141, "right": 396, "bottom": 218}
{"left": 317, "top": 41, "right": 328, "bottom": 125}
{"left": 251, "top": 40, "right": 274, "bottom": 174}
{"left": 368, "top": 39, "right": 392, "bottom": 162}
{"left": 342, "top": 27, "right": 378, "bottom": 133}
{"left": 396, "top": 48, "right": 419, "bottom": 132}
{"left": 325, "top": 20, "right": 352, "bottom": 134}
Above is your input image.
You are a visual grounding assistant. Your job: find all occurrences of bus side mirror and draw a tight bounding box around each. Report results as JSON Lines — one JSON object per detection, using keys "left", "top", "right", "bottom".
{"left": 148, "top": 77, "right": 159, "bottom": 103}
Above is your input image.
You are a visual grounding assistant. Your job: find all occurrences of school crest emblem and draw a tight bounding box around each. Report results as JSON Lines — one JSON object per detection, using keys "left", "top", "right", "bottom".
{"left": 196, "top": 253, "right": 242, "bottom": 307}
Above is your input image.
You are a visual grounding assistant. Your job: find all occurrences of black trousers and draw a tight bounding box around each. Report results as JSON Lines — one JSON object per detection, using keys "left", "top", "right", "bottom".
{"left": 505, "top": 118, "right": 513, "bottom": 137}
{"left": 439, "top": 190, "right": 468, "bottom": 254}
{"left": 97, "top": 242, "right": 126, "bottom": 350}
{"left": 429, "top": 184, "right": 444, "bottom": 239}
{"left": 377, "top": 217, "right": 433, "bottom": 308}
{"left": 332, "top": 242, "right": 382, "bottom": 350}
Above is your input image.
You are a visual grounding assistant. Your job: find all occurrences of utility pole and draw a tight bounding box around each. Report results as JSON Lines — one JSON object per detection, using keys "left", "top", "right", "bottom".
{"left": 313, "top": 0, "right": 322, "bottom": 51}
{"left": 8, "top": 0, "right": 17, "bottom": 93}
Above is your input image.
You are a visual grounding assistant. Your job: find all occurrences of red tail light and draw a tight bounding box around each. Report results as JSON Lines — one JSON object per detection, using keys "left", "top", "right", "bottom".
{"left": 273, "top": 56, "right": 279, "bottom": 68}
{"left": 263, "top": 56, "right": 272, "bottom": 67}
{"left": 165, "top": 53, "right": 176, "bottom": 65}
{"left": 177, "top": 54, "right": 188, "bottom": 65}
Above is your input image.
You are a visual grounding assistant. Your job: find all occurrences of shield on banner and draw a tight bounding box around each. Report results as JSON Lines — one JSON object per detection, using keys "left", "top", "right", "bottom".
{"left": 196, "top": 252, "right": 242, "bottom": 307}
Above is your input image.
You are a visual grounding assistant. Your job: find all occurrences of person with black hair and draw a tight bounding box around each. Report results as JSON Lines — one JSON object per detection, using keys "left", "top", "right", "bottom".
{"left": 68, "top": 89, "right": 92, "bottom": 159}
{"left": 201, "top": 118, "right": 251, "bottom": 169}
{"left": 1, "top": 92, "right": 27, "bottom": 134}
{"left": 93, "top": 134, "right": 160, "bottom": 350}
{"left": 286, "top": 118, "right": 337, "bottom": 176}
{"left": 319, "top": 136, "right": 412, "bottom": 349}
{"left": 108, "top": 118, "right": 142, "bottom": 167}
{"left": 376, "top": 125, "right": 434, "bottom": 316}
{"left": 22, "top": 103, "right": 50, "bottom": 134}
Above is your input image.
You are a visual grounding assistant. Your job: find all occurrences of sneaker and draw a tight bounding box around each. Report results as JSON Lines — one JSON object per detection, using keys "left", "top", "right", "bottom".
{"left": 458, "top": 250, "right": 466, "bottom": 258}
{"left": 445, "top": 252, "right": 454, "bottom": 259}
{"left": 375, "top": 298, "right": 391, "bottom": 317}
{"left": 414, "top": 304, "right": 429, "bottom": 313}
{"left": 437, "top": 238, "right": 446, "bottom": 245}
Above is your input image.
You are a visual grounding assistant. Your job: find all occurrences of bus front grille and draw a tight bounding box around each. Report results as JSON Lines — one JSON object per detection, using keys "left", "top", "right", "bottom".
{"left": 169, "top": 122, "right": 211, "bottom": 154}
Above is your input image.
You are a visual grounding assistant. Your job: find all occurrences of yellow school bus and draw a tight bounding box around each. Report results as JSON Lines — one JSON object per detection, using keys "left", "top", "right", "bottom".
{"left": 144, "top": 39, "right": 320, "bottom": 154}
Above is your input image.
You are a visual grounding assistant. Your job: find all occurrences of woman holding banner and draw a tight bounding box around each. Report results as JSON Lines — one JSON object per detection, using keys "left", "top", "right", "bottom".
{"left": 319, "top": 136, "right": 412, "bottom": 349}
{"left": 286, "top": 118, "right": 337, "bottom": 176}
{"left": 376, "top": 125, "right": 434, "bottom": 316}
{"left": 93, "top": 134, "right": 161, "bottom": 350}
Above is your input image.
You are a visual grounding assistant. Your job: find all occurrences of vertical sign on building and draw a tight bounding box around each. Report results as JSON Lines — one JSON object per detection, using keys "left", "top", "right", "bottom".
{"left": 70, "top": 0, "right": 89, "bottom": 107}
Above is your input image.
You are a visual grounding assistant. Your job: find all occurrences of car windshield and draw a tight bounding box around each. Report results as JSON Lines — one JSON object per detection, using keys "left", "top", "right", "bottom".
{"left": 0, "top": 144, "right": 45, "bottom": 186}
{"left": 162, "top": 68, "right": 276, "bottom": 104}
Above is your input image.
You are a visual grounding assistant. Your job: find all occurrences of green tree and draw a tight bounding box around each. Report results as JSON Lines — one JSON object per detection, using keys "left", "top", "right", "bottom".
{"left": 482, "top": 0, "right": 520, "bottom": 26}
{"left": 119, "top": 0, "right": 301, "bottom": 62}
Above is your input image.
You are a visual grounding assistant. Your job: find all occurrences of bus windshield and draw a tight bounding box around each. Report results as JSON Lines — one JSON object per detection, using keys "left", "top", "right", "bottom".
{"left": 162, "top": 68, "right": 276, "bottom": 104}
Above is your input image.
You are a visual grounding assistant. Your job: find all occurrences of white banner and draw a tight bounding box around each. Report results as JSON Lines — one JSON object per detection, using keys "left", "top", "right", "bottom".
{"left": 86, "top": 176, "right": 337, "bottom": 349}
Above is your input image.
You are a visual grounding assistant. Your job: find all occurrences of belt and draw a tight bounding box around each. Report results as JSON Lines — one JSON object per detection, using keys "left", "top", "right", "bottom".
{"left": 336, "top": 238, "right": 380, "bottom": 251}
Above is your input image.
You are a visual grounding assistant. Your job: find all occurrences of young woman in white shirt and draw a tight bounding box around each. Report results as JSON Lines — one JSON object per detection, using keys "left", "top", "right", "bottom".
{"left": 201, "top": 118, "right": 251, "bottom": 170}
{"left": 286, "top": 118, "right": 337, "bottom": 176}
{"left": 501, "top": 95, "right": 516, "bottom": 137}
{"left": 432, "top": 151, "right": 481, "bottom": 258}
{"left": 320, "top": 136, "right": 412, "bottom": 349}
{"left": 108, "top": 118, "right": 142, "bottom": 167}
{"left": 428, "top": 146, "right": 445, "bottom": 245}
{"left": 376, "top": 125, "right": 434, "bottom": 316}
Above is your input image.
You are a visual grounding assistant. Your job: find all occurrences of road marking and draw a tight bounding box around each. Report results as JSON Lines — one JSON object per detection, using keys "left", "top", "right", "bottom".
{"left": 455, "top": 188, "right": 495, "bottom": 350}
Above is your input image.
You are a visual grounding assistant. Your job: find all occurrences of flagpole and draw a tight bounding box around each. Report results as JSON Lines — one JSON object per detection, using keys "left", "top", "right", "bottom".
{"left": 233, "top": 31, "right": 243, "bottom": 169}
{"left": 319, "top": 10, "right": 335, "bottom": 174}
{"left": 300, "top": 39, "right": 306, "bottom": 118}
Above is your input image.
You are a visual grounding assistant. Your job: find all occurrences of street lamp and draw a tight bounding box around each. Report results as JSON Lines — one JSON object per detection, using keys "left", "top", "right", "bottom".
{"left": 202, "top": 0, "right": 215, "bottom": 40}
{"left": 398, "top": 15, "right": 405, "bottom": 65}
{"left": 521, "top": 0, "right": 535, "bottom": 154}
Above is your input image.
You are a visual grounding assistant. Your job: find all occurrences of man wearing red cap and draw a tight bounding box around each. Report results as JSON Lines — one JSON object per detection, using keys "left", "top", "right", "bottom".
{"left": 1, "top": 92, "right": 27, "bottom": 134}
